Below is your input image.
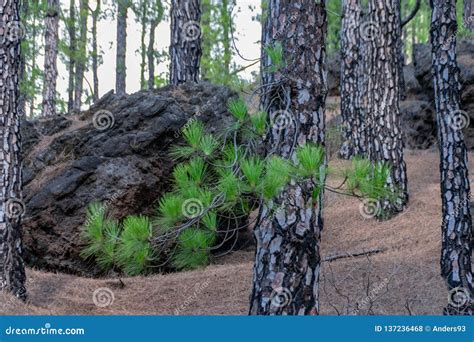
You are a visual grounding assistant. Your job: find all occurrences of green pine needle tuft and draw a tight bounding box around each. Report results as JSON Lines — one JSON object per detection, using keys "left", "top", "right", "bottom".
{"left": 117, "top": 215, "right": 153, "bottom": 276}
{"left": 227, "top": 98, "right": 248, "bottom": 122}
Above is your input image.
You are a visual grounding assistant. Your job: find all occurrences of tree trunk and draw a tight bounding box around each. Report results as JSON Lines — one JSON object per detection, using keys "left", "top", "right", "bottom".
{"left": 397, "top": 2, "right": 406, "bottom": 101}
{"left": 169, "top": 0, "right": 202, "bottom": 85}
{"left": 220, "top": 0, "right": 231, "bottom": 83}
{"left": 339, "top": 0, "right": 365, "bottom": 159}
{"left": 365, "top": 0, "right": 408, "bottom": 216}
{"left": 41, "top": 0, "right": 60, "bottom": 117}
{"left": 91, "top": 0, "right": 101, "bottom": 102}
{"left": 116, "top": 0, "right": 128, "bottom": 95}
{"left": 67, "top": 0, "right": 76, "bottom": 112}
{"left": 0, "top": 0, "right": 27, "bottom": 301}
{"left": 18, "top": 0, "right": 29, "bottom": 116}
{"left": 430, "top": 0, "right": 474, "bottom": 315}
{"left": 147, "top": 0, "right": 164, "bottom": 90}
{"left": 200, "top": 0, "right": 212, "bottom": 80}
{"left": 74, "top": 0, "right": 88, "bottom": 110}
{"left": 148, "top": 20, "right": 158, "bottom": 90}
{"left": 139, "top": 1, "right": 148, "bottom": 89}
{"left": 249, "top": 0, "right": 327, "bottom": 315}
{"left": 465, "top": 0, "right": 474, "bottom": 31}
{"left": 29, "top": 7, "right": 38, "bottom": 118}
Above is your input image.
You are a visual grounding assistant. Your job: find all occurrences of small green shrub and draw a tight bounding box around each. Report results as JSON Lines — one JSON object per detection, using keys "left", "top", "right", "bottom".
{"left": 82, "top": 97, "right": 394, "bottom": 274}
{"left": 81, "top": 205, "right": 153, "bottom": 276}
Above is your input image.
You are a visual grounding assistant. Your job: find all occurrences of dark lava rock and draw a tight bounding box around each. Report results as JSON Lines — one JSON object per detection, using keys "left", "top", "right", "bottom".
{"left": 21, "top": 82, "right": 237, "bottom": 275}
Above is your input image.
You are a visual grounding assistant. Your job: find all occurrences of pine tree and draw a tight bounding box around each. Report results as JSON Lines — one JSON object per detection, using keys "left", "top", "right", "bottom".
{"left": 147, "top": 0, "right": 164, "bottom": 90}
{"left": 116, "top": 0, "right": 130, "bottom": 95}
{"left": 91, "top": 0, "right": 101, "bottom": 102}
{"left": 365, "top": 0, "right": 408, "bottom": 216}
{"left": 42, "top": 0, "right": 60, "bottom": 117}
{"left": 74, "top": 0, "right": 89, "bottom": 110}
{"left": 465, "top": 0, "right": 474, "bottom": 31}
{"left": 169, "top": 0, "right": 202, "bottom": 85}
{"left": 249, "top": 0, "right": 327, "bottom": 315}
{"left": 67, "top": 0, "right": 77, "bottom": 111}
{"left": 339, "top": 0, "right": 365, "bottom": 159}
{"left": 0, "top": 0, "right": 27, "bottom": 300}
{"left": 430, "top": 0, "right": 474, "bottom": 315}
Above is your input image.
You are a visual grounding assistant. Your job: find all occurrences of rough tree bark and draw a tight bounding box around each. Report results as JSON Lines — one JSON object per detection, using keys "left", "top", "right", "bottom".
{"left": 74, "top": 0, "right": 88, "bottom": 110}
{"left": 0, "top": 0, "right": 27, "bottom": 300}
{"left": 365, "top": 0, "right": 408, "bottom": 216}
{"left": 116, "top": 0, "right": 128, "bottom": 95}
{"left": 466, "top": 0, "right": 474, "bottom": 31}
{"left": 249, "top": 0, "right": 327, "bottom": 315}
{"left": 339, "top": 0, "right": 365, "bottom": 159}
{"left": 67, "top": 0, "right": 76, "bottom": 111}
{"left": 41, "top": 0, "right": 60, "bottom": 117}
{"left": 91, "top": 0, "right": 101, "bottom": 102}
{"left": 169, "top": 0, "right": 202, "bottom": 85}
{"left": 430, "top": 0, "right": 474, "bottom": 315}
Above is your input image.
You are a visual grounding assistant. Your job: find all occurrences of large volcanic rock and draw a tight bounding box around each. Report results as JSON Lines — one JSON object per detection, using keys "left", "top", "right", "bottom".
{"left": 21, "top": 82, "right": 236, "bottom": 275}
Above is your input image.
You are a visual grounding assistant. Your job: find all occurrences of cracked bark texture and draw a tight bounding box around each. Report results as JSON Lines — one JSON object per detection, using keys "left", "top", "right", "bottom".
{"left": 430, "top": 0, "right": 474, "bottom": 315}
{"left": 250, "top": 0, "right": 327, "bottom": 315}
{"left": 41, "top": 0, "right": 59, "bottom": 117}
{"left": 366, "top": 0, "right": 408, "bottom": 215}
{"left": 169, "top": 0, "right": 202, "bottom": 85}
{"left": 0, "top": 0, "right": 27, "bottom": 300}
{"left": 339, "top": 0, "right": 366, "bottom": 159}
{"left": 116, "top": 0, "right": 128, "bottom": 95}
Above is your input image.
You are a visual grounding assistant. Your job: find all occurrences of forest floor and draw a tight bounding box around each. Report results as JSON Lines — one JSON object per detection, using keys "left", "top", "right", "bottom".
{"left": 0, "top": 150, "right": 462, "bottom": 315}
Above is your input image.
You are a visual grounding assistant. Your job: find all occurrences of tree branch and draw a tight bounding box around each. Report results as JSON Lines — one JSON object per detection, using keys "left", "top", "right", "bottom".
{"left": 401, "top": 0, "right": 421, "bottom": 28}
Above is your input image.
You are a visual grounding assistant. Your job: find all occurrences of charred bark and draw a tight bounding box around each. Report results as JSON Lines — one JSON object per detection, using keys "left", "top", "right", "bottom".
{"left": 430, "top": 0, "right": 474, "bottom": 315}
{"left": 339, "top": 0, "right": 365, "bottom": 159}
{"left": 41, "top": 0, "right": 60, "bottom": 117}
{"left": 250, "top": 0, "right": 327, "bottom": 315}
{"left": 0, "top": 0, "right": 27, "bottom": 300}
{"left": 365, "top": 0, "right": 408, "bottom": 216}
{"left": 169, "top": 0, "right": 202, "bottom": 85}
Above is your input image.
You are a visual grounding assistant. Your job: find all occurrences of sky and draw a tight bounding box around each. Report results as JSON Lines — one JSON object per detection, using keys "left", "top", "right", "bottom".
{"left": 54, "top": 0, "right": 262, "bottom": 106}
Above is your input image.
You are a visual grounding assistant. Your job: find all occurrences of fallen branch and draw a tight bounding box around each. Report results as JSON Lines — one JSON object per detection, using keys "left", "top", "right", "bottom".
{"left": 323, "top": 248, "right": 386, "bottom": 263}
